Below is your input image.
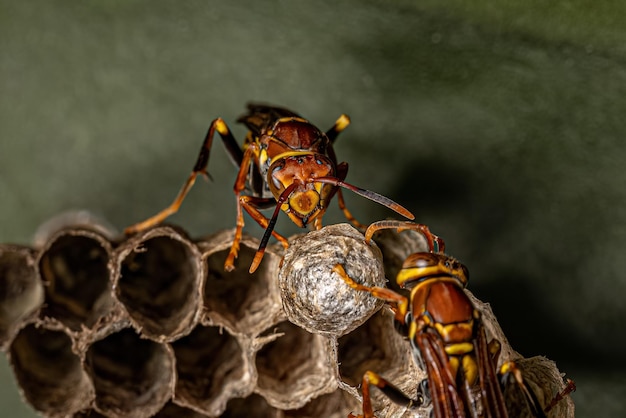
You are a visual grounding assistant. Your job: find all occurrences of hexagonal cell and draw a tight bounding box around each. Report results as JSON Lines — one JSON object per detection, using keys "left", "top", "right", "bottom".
{"left": 153, "top": 400, "right": 209, "bottom": 417}
{"left": 0, "top": 245, "right": 44, "bottom": 348}
{"left": 283, "top": 389, "right": 360, "bottom": 418}
{"left": 9, "top": 322, "right": 94, "bottom": 416}
{"left": 222, "top": 394, "right": 281, "bottom": 418}
{"left": 508, "top": 356, "right": 575, "bottom": 418}
{"left": 337, "top": 309, "right": 427, "bottom": 417}
{"left": 255, "top": 320, "right": 336, "bottom": 410}
{"left": 116, "top": 226, "right": 203, "bottom": 341}
{"left": 84, "top": 327, "right": 174, "bottom": 418}
{"left": 38, "top": 229, "right": 113, "bottom": 331}
{"left": 171, "top": 324, "right": 251, "bottom": 416}
{"left": 201, "top": 230, "right": 282, "bottom": 335}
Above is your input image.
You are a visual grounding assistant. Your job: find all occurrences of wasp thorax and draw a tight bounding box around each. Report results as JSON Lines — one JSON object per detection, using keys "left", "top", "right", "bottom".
{"left": 271, "top": 119, "right": 326, "bottom": 150}
{"left": 398, "top": 253, "right": 469, "bottom": 288}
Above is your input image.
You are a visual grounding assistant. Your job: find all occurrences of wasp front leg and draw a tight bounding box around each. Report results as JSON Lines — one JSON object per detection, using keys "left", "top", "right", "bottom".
{"left": 125, "top": 118, "right": 241, "bottom": 235}
{"left": 332, "top": 264, "right": 409, "bottom": 324}
{"left": 224, "top": 144, "right": 288, "bottom": 272}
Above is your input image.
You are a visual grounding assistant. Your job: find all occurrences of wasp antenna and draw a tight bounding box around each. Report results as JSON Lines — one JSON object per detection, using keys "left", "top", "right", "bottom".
{"left": 313, "top": 177, "right": 415, "bottom": 220}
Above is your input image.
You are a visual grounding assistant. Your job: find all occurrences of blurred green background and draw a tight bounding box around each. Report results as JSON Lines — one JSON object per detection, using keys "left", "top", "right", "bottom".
{"left": 1, "top": 1, "right": 625, "bottom": 416}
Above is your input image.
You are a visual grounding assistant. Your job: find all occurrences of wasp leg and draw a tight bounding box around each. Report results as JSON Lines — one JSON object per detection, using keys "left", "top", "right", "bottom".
{"left": 223, "top": 143, "right": 287, "bottom": 272}
{"left": 332, "top": 264, "right": 409, "bottom": 324}
{"left": 363, "top": 221, "right": 444, "bottom": 253}
{"left": 350, "top": 370, "right": 423, "bottom": 418}
{"left": 224, "top": 194, "right": 289, "bottom": 272}
{"left": 544, "top": 378, "right": 576, "bottom": 413}
{"left": 500, "top": 361, "right": 547, "bottom": 418}
{"left": 125, "top": 118, "right": 240, "bottom": 235}
{"left": 475, "top": 328, "right": 509, "bottom": 417}
{"left": 325, "top": 113, "right": 350, "bottom": 143}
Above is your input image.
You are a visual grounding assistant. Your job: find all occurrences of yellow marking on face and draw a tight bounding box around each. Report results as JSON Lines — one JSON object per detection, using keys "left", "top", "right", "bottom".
{"left": 289, "top": 190, "right": 320, "bottom": 215}
{"left": 463, "top": 355, "right": 478, "bottom": 385}
{"left": 215, "top": 119, "right": 229, "bottom": 136}
{"left": 281, "top": 203, "right": 290, "bottom": 212}
{"left": 444, "top": 342, "right": 474, "bottom": 356}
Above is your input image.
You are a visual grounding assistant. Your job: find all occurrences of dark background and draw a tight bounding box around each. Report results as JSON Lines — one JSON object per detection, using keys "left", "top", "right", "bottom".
{"left": 1, "top": 1, "right": 624, "bottom": 416}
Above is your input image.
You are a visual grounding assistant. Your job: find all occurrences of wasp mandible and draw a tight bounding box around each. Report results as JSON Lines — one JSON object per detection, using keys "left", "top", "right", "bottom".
{"left": 125, "top": 105, "right": 414, "bottom": 273}
{"left": 334, "top": 220, "right": 574, "bottom": 418}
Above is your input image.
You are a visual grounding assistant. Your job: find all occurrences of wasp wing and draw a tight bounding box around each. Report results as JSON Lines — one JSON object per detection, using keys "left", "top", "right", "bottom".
{"left": 417, "top": 330, "right": 467, "bottom": 418}
{"left": 238, "top": 103, "right": 302, "bottom": 137}
{"left": 474, "top": 324, "right": 509, "bottom": 418}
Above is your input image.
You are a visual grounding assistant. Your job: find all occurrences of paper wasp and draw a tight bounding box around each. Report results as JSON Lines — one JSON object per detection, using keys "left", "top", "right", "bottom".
{"left": 334, "top": 221, "right": 575, "bottom": 418}
{"left": 125, "top": 104, "right": 414, "bottom": 273}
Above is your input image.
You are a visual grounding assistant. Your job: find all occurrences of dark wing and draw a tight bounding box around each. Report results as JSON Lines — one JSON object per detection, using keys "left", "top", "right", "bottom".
{"left": 237, "top": 103, "right": 302, "bottom": 137}
{"left": 416, "top": 330, "right": 467, "bottom": 418}
{"left": 475, "top": 324, "right": 509, "bottom": 418}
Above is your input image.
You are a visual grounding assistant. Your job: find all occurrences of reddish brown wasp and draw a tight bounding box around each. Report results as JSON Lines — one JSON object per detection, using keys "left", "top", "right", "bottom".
{"left": 125, "top": 104, "right": 414, "bottom": 273}
{"left": 334, "top": 221, "right": 575, "bottom": 418}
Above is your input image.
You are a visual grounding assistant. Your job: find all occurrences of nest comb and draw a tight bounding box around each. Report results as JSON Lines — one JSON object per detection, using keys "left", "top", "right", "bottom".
{"left": 0, "top": 216, "right": 574, "bottom": 417}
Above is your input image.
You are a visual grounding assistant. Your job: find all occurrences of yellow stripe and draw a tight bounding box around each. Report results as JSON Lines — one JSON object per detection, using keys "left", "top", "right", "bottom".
{"left": 435, "top": 322, "right": 473, "bottom": 341}
{"left": 270, "top": 150, "right": 316, "bottom": 162}
{"left": 444, "top": 342, "right": 474, "bottom": 355}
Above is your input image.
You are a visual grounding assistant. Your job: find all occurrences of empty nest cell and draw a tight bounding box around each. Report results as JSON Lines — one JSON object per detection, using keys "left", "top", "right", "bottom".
{"left": 222, "top": 390, "right": 358, "bottom": 418}
{"left": 338, "top": 308, "right": 427, "bottom": 417}
{"left": 0, "top": 218, "right": 575, "bottom": 418}
{"left": 38, "top": 230, "right": 112, "bottom": 331}
{"left": 222, "top": 393, "right": 281, "bottom": 418}
{"left": 84, "top": 327, "right": 174, "bottom": 418}
{"left": 116, "top": 227, "right": 202, "bottom": 341}
{"left": 171, "top": 324, "right": 250, "bottom": 416}
{"left": 255, "top": 320, "right": 335, "bottom": 410}
{"left": 202, "top": 233, "right": 282, "bottom": 335}
{"left": 0, "top": 245, "right": 43, "bottom": 348}
{"left": 9, "top": 323, "right": 93, "bottom": 416}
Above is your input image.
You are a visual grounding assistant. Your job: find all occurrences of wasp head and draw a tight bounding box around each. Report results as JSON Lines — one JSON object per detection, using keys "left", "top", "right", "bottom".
{"left": 267, "top": 154, "right": 335, "bottom": 227}
{"left": 397, "top": 253, "right": 469, "bottom": 289}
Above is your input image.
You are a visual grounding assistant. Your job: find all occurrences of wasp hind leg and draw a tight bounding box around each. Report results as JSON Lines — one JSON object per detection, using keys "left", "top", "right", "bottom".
{"left": 349, "top": 370, "right": 423, "bottom": 418}
{"left": 125, "top": 118, "right": 241, "bottom": 235}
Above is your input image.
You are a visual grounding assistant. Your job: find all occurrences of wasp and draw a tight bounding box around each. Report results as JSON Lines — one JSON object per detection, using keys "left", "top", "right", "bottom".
{"left": 125, "top": 104, "right": 414, "bottom": 273}
{"left": 334, "top": 221, "right": 575, "bottom": 418}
